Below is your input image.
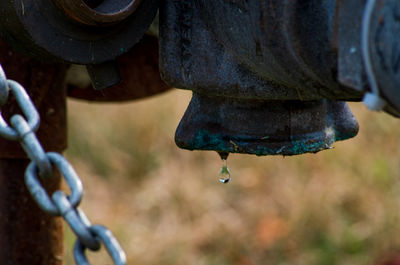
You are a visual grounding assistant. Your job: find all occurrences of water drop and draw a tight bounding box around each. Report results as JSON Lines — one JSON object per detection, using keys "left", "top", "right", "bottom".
{"left": 218, "top": 152, "right": 231, "bottom": 184}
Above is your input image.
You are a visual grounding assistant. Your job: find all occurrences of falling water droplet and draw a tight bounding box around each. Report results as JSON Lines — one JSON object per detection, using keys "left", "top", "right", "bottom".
{"left": 219, "top": 162, "right": 231, "bottom": 184}
{"left": 218, "top": 152, "right": 231, "bottom": 184}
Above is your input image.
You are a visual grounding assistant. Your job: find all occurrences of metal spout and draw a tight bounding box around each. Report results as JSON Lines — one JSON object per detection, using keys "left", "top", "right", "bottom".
{"left": 175, "top": 93, "right": 359, "bottom": 156}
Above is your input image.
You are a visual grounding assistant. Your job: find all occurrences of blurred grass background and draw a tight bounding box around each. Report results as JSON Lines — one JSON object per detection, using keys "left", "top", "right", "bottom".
{"left": 63, "top": 89, "right": 400, "bottom": 265}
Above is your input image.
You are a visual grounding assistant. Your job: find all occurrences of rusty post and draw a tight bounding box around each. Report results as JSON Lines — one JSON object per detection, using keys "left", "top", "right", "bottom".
{"left": 0, "top": 41, "right": 67, "bottom": 265}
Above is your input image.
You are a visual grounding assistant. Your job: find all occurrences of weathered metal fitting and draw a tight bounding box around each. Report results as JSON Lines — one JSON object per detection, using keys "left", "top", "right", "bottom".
{"left": 160, "top": 0, "right": 363, "bottom": 102}
{"left": 53, "top": 0, "right": 143, "bottom": 26}
{"left": 176, "top": 93, "right": 359, "bottom": 156}
{"left": 86, "top": 60, "right": 122, "bottom": 90}
{"left": 0, "top": 0, "right": 158, "bottom": 89}
{"left": 160, "top": 0, "right": 399, "bottom": 156}
{"left": 0, "top": 0, "right": 159, "bottom": 64}
{"left": 337, "top": 0, "right": 400, "bottom": 112}
{"left": 160, "top": 0, "right": 400, "bottom": 107}
{"left": 67, "top": 34, "right": 171, "bottom": 99}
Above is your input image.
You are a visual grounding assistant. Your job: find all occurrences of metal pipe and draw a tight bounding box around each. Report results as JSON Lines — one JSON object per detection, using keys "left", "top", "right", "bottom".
{"left": 0, "top": 41, "right": 67, "bottom": 265}
{"left": 0, "top": 159, "right": 64, "bottom": 265}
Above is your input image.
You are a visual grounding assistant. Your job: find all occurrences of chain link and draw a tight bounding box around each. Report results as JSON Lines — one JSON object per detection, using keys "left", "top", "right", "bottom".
{"left": 74, "top": 225, "right": 127, "bottom": 265}
{"left": 0, "top": 64, "right": 127, "bottom": 265}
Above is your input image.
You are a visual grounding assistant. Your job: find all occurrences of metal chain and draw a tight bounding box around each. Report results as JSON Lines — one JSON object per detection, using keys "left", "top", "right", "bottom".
{"left": 0, "top": 64, "right": 127, "bottom": 265}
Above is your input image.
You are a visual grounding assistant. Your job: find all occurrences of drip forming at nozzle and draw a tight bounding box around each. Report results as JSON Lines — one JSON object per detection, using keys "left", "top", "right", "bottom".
{"left": 175, "top": 93, "right": 359, "bottom": 156}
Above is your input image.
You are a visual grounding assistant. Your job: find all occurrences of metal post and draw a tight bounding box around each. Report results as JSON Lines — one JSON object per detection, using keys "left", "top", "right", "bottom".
{"left": 0, "top": 41, "right": 67, "bottom": 265}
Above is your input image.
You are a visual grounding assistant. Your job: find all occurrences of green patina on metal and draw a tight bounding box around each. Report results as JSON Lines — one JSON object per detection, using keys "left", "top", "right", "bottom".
{"left": 186, "top": 128, "right": 356, "bottom": 156}
{"left": 333, "top": 130, "right": 359, "bottom": 142}
{"left": 175, "top": 96, "right": 359, "bottom": 156}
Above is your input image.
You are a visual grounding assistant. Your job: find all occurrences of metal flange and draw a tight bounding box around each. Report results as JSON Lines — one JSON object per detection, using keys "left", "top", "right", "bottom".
{"left": 53, "top": 0, "right": 143, "bottom": 26}
{"left": 0, "top": 0, "right": 159, "bottom": 64}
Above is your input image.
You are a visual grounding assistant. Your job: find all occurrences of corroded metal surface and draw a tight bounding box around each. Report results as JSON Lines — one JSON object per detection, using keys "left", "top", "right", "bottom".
{"left": 368, "top": 0, "right": 400, "bottom": 111}
{"left": 0, "top": 0, "right": 158, "bottom": 88}
{"left": 160, "top": 0, "right": 363, "bottom": 101}
{"left": 0, "top": 159, "right": 63, "bottom": 265}
{"left": 68, "top": 35, "right": 171, "bottom": 101}
{"left": 0, "top": 41, "right": 66, "bottom": 265}
{"left": 0, "top": 0, "right": 159, "bottom": 65}
{"left": 159, "top": 0, "right": 399, "bottom": 156}
{"left": 336, "top": 0, "right": 400, "bottom": 116}
{"left": 176, "top": 93, "right": 358, "bottom": 156}
{"left": 0, "top": 33, "right": 168, "bottom": 264}
{"left": 0, "top": 41, "right": 67, "bottom": 158}
{"left": 336, "top": 0, "right": 366, "bottom": 91}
